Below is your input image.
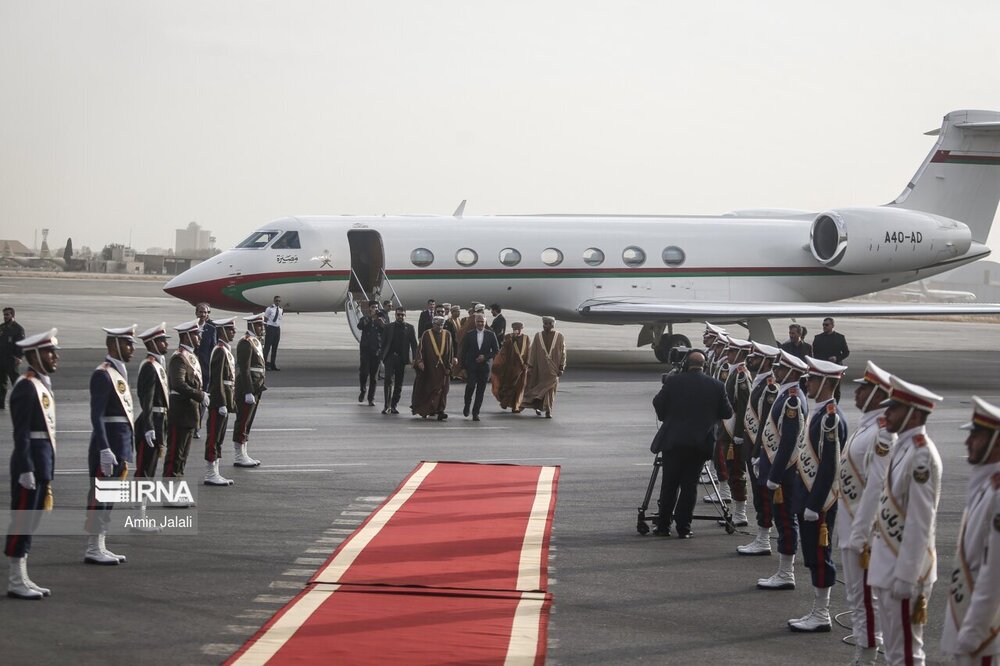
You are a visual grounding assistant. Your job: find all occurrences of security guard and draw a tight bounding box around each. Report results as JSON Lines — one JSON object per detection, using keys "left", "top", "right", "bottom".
{"left": 164, "top": 320, "right": 209, "bottom": 482}
{"left": 84, "top": 325, "right": 137, "bottom": 565}
{"left": 738, "top": 340, "right": 781, "bottom": 556}
{"left": 134, "top": 323, "right": 170, "bottom": 479}
{"left": 757, "top": 350, "right": 809, "bottom": 590}
{"left": 840, "top": 361, "right": 895, "bottom": 664}
{"left": 786, "top": 356, "right": 848, "bottom": 633}
{"left": 204, "top": 317, "right": 236, "bottom": 486}
{"left": 941, "top": 396, "right": 1000, "bottom": 665}
{"left": 233, "top": 313, "right": 266, "bottom": 467}
{"left": 868, "top": 376, "right": 943, "bottom": 666}
{"left": 4, "top": 328, "right": 58, "bottom": 599}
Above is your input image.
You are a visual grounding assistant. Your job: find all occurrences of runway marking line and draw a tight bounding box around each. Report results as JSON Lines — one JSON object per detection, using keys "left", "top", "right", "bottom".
{"left": 227, "top": 461, "right": 559, "bottom": 665}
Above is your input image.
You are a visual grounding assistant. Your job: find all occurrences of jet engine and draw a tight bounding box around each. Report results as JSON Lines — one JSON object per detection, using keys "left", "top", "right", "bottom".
{"left": 809, "top": 207, "right": 971, "bottom": 274}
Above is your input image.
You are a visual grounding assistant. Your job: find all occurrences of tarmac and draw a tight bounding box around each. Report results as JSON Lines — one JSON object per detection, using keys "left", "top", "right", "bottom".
{"left": 0, "top": 275, "right": 997, "bottom": 665}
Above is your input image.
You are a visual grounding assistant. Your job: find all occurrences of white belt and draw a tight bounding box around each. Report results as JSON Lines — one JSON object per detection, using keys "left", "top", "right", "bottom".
{"left": 100, "top": 416, "right": 131, "bottom": 424}
{"left": 150, "top": 406, "right": 167, "bottom": 414}
{"left": 250, "top": 368, "right": 265, "bottom": 374}
{"left": 223, "top": 380, "right": 234, "bottom": 386}
{"left": 29, "top": 431, "right": 50, "bottom": 439}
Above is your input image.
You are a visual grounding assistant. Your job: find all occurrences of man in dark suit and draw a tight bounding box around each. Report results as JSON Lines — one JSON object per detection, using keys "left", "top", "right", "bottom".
{"left": 460, "top": 314, "right": 499, "bottom": 421}
{"left": 810, "top": 317, "right": 850, "bottom": 402}
{"left": 417, "top": 299, "right": 436, "bottom": 338}
{"left": 379, "top": 308, "right": 418, "bottom": 414}
{"left": 651, "top": 350, "right": 733, "bottom": 538}
{"left": 489, "top": 304, "right": 506, "bottom": 341}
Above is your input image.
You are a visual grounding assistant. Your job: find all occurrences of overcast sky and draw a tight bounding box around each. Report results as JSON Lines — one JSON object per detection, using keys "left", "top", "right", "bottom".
{"left": 2, "top": 1, "right": 999, "bottom": 255}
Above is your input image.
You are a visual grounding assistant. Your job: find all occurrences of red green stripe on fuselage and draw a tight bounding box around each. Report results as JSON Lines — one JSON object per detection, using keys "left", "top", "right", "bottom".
{"left": 930, "top": 150, "right": 1000, "bottom": 166}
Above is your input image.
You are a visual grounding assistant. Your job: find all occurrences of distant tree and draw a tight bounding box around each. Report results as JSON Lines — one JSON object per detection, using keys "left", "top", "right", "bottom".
{"left": 63, "top": 238, "right": 73, "bottom": 262}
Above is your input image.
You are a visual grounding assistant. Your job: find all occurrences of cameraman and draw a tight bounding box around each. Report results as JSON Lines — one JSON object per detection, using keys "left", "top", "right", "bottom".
{"left": 650, "top": 349, "right": 733, "bottom": 538}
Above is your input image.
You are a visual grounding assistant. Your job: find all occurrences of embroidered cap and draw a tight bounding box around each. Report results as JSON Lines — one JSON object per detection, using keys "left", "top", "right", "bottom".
{"left": 881, "top": 375, "right": 943, "bottom": 412}
{"left": 541, "top": 316, "right": 556, "bottom": 325}
{"left": 103, "top": 325, "right": 137, "bottom": 342}
{"left": 137, "top": 323, "right": 169, "bottom": 342}
{"left": 432, "top": 316, "right": 446, "bottom": 325}
{"left": 777, "top": 350, "right": 809, "bottom": 372}
{"left": 704, "top": 322, "right": 727, "bottom": 338}
{"left": 805, "top": 355, "right": 847, "bottom": 379}
{"left": 750, "top": 341, "right": 780, "bottom": 359}
{"left": 726, "top": 337, "right": 753, "bottom": 351}
{"left": 173, "top": 319, "right": 201, "bottom": 335}
{"left": 17, "top": 328, "right": 59, "bottom": 352}
{"left": 852, "top": 360, "right": 891, "bottom": 389}
{"left": 511, "top": 321, "right": 524, "bottom": 329}
{"left": 960, "top": 396, "right": 1000, "bottom": 432}
{"left": 212, "top": 316, "right": 237, "bottom": 328}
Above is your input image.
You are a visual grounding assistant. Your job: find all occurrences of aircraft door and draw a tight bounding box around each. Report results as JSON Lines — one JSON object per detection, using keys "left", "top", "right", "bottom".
{"left": 347, "top": 229, "right": 385, "bottom": 303}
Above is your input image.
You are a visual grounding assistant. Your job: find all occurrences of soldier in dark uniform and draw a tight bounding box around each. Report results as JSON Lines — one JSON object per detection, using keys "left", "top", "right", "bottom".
{"left": 0, "top": 307, "right": 26, "bottom": 410}
{"left": 84, "top": 325, "right": 137, "bottom": 566}
{"left": 357, "top": 302, "right": 383, "bottom": 406}
{"left": 714, "top": 337, "right": 753, "bottom": 518}
{"left": 786, "top": 356, "right": 848, "bottom": 633}
{"left": 204, "top": 317, "right": 237, "bottom": 486}
{"left": 757, "top": 351, "right": 809, "bottom": 590}
{"left": 164, "top": 320, "right": 209, "bottom": 482}
{"left": 233, "top": 313, "right": 266, "bottom": 467}
{"left": 4, "top": 328, "right": 58, "bottom": 599}
{"left": 134, "top": 323, "right": 170, "bottom": 479}
{"left": 378, "top": 308, "right": 418, "bottom": 414}
{"left": 193, "top": 303, "right": 214, "bottom": 438}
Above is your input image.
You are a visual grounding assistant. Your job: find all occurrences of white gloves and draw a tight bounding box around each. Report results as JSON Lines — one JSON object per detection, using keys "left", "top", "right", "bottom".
{"left": 18, "top": 472, "right": 36, "bottom": 490}
{"left": 99, "top": 448, "right": 118, "bottom": 477}
{"left": 751, "top": 457, "right": 760, "bottom": 477}
{"left": 803, "top": 508, "right": 819, "bottom": 522}
{"left": 733, "top": 437, "right": 745, "bottom": 446}
{"left": 766, "top": 480, "right": 779, "bottom": 491}
{"left": 201, "top": 393, "right": 211, "bottom": 408}
{"left": 245, "top": 393, "right": 256, "bottom": 405}
{"left": 957, "top": 628, "right": 984, "bottom": 654}
{"left": 144, "top": 430, "right": 155, "bottom": 448}
{"left": 891, "top": 578, "right": 917, "bottom": 600}
{"left": 218, "top": 406, "right": 228, "bottom": 416}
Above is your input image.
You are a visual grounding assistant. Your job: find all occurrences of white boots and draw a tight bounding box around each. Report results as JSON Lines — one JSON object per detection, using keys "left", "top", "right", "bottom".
{"left": 850, "top": 645, "right": 879, "bottom": 666}
{"left": 737, "top": 526, "right": 772, "bottom": 556}
{"left": 203, "top": 460, "right": 234, "bottom": 486}
{"left": 788, "top": 586, "right": 832, "bottom": 632}
{"left": 84, "top": 534, "right": 125, "bottom": 565}
{"left": 233, "top": 443, "right": 261, "bottom": 468}
{"left": 757, "top": 553, "right": 795, "bottom": 589}
{"left": 7, "top": 557, "right": 47, "bottom": 600}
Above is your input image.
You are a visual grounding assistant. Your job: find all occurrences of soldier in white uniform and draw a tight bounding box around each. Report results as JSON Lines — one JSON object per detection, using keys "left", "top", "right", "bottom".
{"left": 868, "top": 376, "right": 943, "bottom": 666}
{"left": 941, "top": 396, "right": 1000, "bottom": 665}
{"left": 841, "top": 361, "right": 896, "bottom": 665}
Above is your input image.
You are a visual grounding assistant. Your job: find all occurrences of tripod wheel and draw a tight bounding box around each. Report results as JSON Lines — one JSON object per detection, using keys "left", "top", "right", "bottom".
{"left": 724, "top": 520, "right": 736, "bottom": 535}
{"left": 636, "top": 510, "right": 650, "bottom": 535}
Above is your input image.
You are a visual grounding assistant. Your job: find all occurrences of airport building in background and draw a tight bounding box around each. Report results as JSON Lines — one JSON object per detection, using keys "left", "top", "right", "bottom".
{"left": 175, "top": 221, "right": 215, "bottom": 255}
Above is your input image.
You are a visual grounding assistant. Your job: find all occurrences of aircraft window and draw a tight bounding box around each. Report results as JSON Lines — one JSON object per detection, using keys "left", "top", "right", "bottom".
{"left": 622, "top": 246, "right": 646, "bottom": 267}
{"left": 499, "top": 248, "right": 521, "bottom": 266}
{"left": 662, "top": 246, "right": 686, "bottom": 266}
{"left": 271, "top": 231, "right": 301, "bottom": 250}
{"left": 236, "top": 231, "right": 280, "bottom": 249}
{"left": 582, "top": 248, "right": 605, "bottom": 266}
{"left": 541, "top": 248, "right": 563, "bottom": 266}
{"left": 410, "top": 248, "right": 434, "bottom": 267}
{"left": 455, "top": 248, "right": 478, "bottom": 267}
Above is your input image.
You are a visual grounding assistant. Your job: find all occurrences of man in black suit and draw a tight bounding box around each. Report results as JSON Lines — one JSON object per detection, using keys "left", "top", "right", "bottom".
{"left": 460, "top": 314, "right": 499, "bottom": 421}
{"left": 811, "top": 317, "right": 849, "bottom": 402}
{"left": 489, "top": 304, "right": 506, "bottom": 341}
{"left": 378, "top": 308, "right": 418, "bottom": 414}
{"left": 417, "top": 299, "right": 436, "bottom": 338}
{"left": 651, "top": 350, "right": 733, "bottom": 538}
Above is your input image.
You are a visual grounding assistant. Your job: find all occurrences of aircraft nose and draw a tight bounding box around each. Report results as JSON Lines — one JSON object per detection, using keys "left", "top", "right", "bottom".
{"left": 163, "top": 259, "right": 249, "bottom": 311}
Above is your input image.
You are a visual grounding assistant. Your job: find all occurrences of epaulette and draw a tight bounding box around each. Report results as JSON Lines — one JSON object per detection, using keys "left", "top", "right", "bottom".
{"left": 24, "top": 369, "right": 36, "bottom": 380}
{"left": 991, "top": 472, "right": 1000, "bottom": 490}
{"left": 766, "top": 376, "right": 775, "bottom": 385}
{"left": 877, "top": 415, "right": 887, "bottom": 429}
{"left": 913, "top": 433, "right": 927, "bottom": 448}
{"left": 826, "top": 402, "right": 836, "bottom": 415}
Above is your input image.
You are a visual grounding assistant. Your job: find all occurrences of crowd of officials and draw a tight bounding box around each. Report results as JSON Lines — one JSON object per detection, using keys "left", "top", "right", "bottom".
{"left": 651, "top": 322, "right": 999, "bottom": 665}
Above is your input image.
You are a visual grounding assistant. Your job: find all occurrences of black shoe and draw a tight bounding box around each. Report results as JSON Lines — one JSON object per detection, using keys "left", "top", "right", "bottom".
{"left": 463, "top": 404, "right": 470, "bottom": 417}
{"left": 472, "top": 414, "right": 480, "bottom": 421}
{"left": 390, "top": 407, "right": 399, "bottom": 414}
{"left": 676, "top": 530, "right": 693, "bottom": 539}
{"left": 358, "top": 390, "right": 365, "bottom": 402}
{"left": 437, "top": 413, "right": 448, "bottom": 421}
{"left": 272, "top": 366, "right": 281, "bottom": 371}
{"left": 652, "top": 527, "right": 671, "bottom": 537}
{"left": 367, "top": 399, "right": 375, "bottom": 406}
{"left": 381, "top": 407, "right": 390, "bottom": 415}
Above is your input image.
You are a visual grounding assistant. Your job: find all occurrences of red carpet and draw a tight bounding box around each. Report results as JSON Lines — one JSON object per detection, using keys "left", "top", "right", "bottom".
{"left": 227, "top": 461, "right": 559, "bottom": 665}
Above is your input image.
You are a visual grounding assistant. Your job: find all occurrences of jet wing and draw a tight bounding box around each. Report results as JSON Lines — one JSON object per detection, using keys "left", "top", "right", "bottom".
{"left": 576, "top": 297, "right": 1000, "bottom": 325}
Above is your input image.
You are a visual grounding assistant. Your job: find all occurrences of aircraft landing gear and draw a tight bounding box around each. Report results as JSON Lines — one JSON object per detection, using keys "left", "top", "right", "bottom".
{"left": 654, "top": 333, "right": 691, "bottom": 363}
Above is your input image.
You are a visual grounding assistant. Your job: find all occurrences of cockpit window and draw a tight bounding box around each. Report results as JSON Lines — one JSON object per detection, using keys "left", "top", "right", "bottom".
{"left": 236, "top": 231, "right": 280, "bottom": 249}
{"left": 271, "top": 231, "right": 301, "bottom": 250}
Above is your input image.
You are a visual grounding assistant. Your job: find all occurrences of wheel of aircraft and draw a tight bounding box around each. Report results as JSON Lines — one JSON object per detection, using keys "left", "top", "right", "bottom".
{"left": 654, "top": 333, "right": 691, "bottom": 363}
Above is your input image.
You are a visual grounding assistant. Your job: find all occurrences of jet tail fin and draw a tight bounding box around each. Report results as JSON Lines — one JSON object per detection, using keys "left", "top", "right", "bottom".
{"left": 889, "top": 110, "right": 1000, "bottom": 242}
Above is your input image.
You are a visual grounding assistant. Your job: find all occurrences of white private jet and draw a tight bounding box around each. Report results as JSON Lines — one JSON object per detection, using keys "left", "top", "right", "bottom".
{"left": 165, "top": 109, "right": 1000, "bottom": 360}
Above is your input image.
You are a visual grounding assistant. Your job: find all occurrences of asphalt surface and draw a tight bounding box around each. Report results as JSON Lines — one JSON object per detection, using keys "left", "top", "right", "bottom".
{"left": 0, "top": 275, "right": 997, "bottom": 665}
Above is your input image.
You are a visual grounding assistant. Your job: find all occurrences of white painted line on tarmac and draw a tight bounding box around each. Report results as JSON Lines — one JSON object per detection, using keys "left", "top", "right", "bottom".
{"left": 294, "top": 557, "right": 326, "bottom": 565}
{"left": 246, "top": 469, "right": 333, "bottom": 474}
{"left": 253, "top": 594, "right": 294, "bottom": 604}
{"left": 201, "top": 643, "right": 243, "bottom": 657}
{"left": 281, "top": 569, "right": 317, "bottom": 577}
{"left": 269, "top": 580, "right": 303, "bottom": 590}
{"left": 404, "top": 426, "right": 509, "bottom": 430}
{"left": 469, "top": 457, "right": 566, "bottom": 463}
{"left": 263, "top": 463, "right": 367, "bottom": 467}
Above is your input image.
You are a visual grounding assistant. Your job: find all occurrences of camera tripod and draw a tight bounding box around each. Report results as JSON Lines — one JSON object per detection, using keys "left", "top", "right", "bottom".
{"left": 636, "top": 452, "right": 736, "bottom": 535}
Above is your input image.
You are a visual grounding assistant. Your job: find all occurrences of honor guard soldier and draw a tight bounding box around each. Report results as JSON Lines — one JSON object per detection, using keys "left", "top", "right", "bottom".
{"left": 84, "top": 325, "right": 137, "bottom": 565}
{"left": 4, "top": 329, "right": 58, "bottom": 599}
{"left": 702, "top": 323, "right": 726, "bottom": 376}
{"left": 757, "top": 350, "right": 809, "bottom": 590}
{"left": 164, "top": 320, "right": 209, "bottom": 481}
{"left": 941, "top": 396, "right": 1000, "bottom": 665}
{"left": 738, "top": 341, "right": 781, "bottom": 556}
{"left": 709, "top": 333, "right": 730, "bottom": 381}
{"left": 868, "top": 376, "right": 943, "bottom": 666}
{"left": 841, "top": 361, "right": 895, "bottom": 664}
{"left": 134, "top": 324, "right": 170, "bottom": 479}
{"left": 715, "top": 337, "right": 753, "bottom": 523}
{"left": 233, "top": 313, "right": 266, "bottom": 467}
{"left": 204, "top": 317, "right": 237, "bottom": 486}
{"left": 786, "top": 356, "right": 848, "bottom": 633}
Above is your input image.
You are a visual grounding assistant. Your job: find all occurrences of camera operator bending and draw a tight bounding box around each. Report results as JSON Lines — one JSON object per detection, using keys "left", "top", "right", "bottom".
{"left": 650, "top": 350, "right": 733, "bottom": 539}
